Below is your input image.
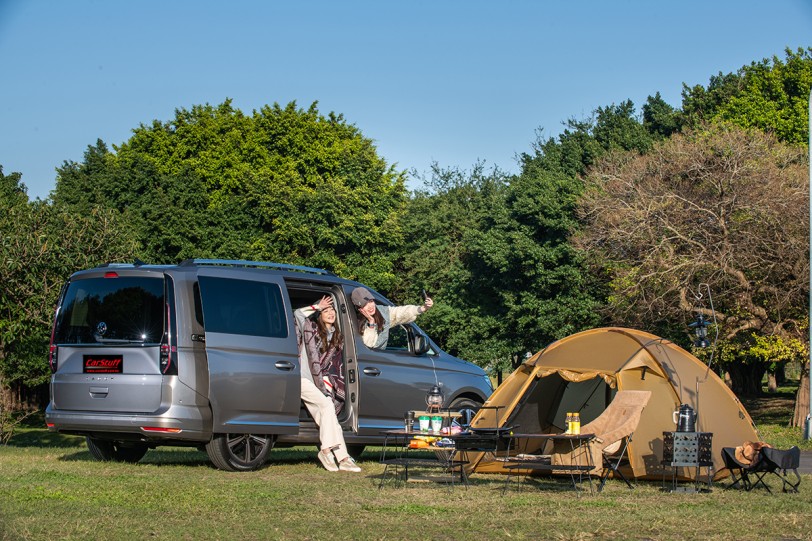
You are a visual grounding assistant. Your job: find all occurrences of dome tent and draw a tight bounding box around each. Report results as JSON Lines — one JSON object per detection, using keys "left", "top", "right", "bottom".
{"left": 468, "top": 327, "right": 759, "bottom": 480}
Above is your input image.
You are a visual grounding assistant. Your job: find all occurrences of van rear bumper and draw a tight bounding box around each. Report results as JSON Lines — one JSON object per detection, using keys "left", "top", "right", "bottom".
{"left": 45, "top": 402, "right": 212, "bottom": 444}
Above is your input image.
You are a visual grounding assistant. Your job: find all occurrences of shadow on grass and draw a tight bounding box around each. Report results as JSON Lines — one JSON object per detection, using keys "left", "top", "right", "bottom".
{"left": 7, "top": 429, "right": 85, "bottom": 448}
{"left": 33, "top": 437, "right": 372, "bottom": 469}
{"left": 740, "top": 388, "right": 796, "bottom": 426}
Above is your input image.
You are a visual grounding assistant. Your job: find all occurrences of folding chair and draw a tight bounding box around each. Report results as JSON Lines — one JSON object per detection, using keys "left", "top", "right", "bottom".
{"left": 721, "top": 446, "right": 801, "bottom": 494}
{"left": 598, "top": 432, "right": 635, "bottom": 492}
{"left": 753, "top": 446, "right": 801, "bottom": 494}
{"left": 720, "top": 447, "right": 753, "bottom": 490}
{"left": 554, "top": 390, "right": 651, "bottom": 481}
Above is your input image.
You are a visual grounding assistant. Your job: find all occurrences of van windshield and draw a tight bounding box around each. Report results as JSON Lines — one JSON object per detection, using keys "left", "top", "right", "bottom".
{"left": 54, "top": 276, "right": 165, "bottom": 345}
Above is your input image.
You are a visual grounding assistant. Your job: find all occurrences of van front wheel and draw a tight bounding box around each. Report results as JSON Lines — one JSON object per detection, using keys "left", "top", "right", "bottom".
{"left": 206, "top": 433, "right": 274, "bottom": 472}
{"left": 86, "top": 437, "right": 149, "bottom": 463}
{"left": 449, "top": 397, "right": 483, "bottom": 428}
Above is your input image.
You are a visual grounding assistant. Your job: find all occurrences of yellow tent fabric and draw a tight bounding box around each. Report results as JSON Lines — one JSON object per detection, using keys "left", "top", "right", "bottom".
{"left": 468, "top": 327, "right": 759, "bottom": 480}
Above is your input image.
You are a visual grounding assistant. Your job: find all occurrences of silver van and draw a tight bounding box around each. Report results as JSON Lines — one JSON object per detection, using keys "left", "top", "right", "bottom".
{"left": 45, "top": 259, "right": 492, "bottom": 471}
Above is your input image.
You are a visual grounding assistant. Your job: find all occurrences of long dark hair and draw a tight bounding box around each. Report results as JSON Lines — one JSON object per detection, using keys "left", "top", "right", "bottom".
{"left": 316, "top": 313, "right": 343, "bottom": 353}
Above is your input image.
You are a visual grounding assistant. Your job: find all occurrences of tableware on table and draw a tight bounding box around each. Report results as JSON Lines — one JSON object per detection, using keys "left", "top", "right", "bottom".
{"left": 418, "top": 415, "right": 430, "bottom": 432}
{"left": 405, "top": 410, "right": 415, "bottom": 431}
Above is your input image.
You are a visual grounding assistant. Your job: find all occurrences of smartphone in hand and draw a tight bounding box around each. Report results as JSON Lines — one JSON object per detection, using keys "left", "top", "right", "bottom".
{"left": 421, "top": 288, "right": 428, "bottom": 300}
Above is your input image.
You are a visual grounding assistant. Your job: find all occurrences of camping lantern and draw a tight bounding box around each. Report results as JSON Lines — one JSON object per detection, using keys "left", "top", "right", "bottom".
{"left": 688, "top": 314, "right": 711, "bottom": 348}
{"left": 426, "top": 384, "right": 444, "bottom": 412}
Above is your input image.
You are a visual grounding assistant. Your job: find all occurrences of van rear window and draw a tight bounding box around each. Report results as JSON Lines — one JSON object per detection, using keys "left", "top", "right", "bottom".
{"left": 54, "top": 276, "right": 165, "bottom": 345}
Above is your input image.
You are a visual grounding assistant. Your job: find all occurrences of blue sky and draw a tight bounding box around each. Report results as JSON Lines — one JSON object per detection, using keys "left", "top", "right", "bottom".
{"left": 1, "top": 1, "right": 810, "bottom": 201}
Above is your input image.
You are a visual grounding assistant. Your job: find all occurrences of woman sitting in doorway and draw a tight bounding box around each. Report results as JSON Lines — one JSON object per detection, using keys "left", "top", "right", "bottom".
{"left": 294, "top": 295, "right": 359, "bottom": 472}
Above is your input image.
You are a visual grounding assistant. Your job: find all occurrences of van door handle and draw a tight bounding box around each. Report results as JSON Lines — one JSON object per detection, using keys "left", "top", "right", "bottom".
{"left": 89, "top": 387, "right": 109, "bottom": 398}
{"left": 363, "top": 367, "right": 381, "bottom": 376}
{"left": 275, "top": 361, "right": 295, "bottom": 371}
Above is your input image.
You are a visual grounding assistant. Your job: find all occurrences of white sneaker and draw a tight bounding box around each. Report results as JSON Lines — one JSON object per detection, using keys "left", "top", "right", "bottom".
{"left": 338, "top": 457, "right": 361, "bottom": 472}
{"left": 317, "top": 450, "right": 339, "bottom": 472}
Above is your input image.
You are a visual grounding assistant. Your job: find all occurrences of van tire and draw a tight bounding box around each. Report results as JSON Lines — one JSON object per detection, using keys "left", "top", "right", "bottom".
{"left": 449, "top": 397, "right": 483, "bottom": 428}
{"left": 85, "top": 437, "right": 149, "bottom": 463}
{"left": 345, "top": 444, "right": 366, "bottom": 458}
{"left": 205, "top": 433, "right": 274, "bottom": 472}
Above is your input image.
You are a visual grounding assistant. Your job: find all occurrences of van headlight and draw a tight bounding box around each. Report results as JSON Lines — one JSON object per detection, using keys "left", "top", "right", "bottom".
{"left": 483, "top": 374, "right": 494, "bottom": 392}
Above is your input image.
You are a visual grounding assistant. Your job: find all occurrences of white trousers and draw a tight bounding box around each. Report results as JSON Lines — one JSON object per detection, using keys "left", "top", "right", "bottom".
{"left": 300, "top": 377, "right": 349, "bottom": 462}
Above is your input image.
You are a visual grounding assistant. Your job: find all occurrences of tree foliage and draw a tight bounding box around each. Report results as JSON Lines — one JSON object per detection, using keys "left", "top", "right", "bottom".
{"left": 681, "top": 47, "right": 812, "bottom": 145}
{"left": 53, "top": 100, "right": 407, "bottom": 291}
{"left": 0, "top": 167, "right": 138, "bottom": 395}
{"left": 399, "top": 157, "right": 603, "bottom": 373}
{"left": 576, "top": 123, "right": 809, "bottom": 395}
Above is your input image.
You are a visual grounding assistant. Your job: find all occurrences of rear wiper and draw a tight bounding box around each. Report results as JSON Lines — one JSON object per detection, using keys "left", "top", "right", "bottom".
{"left": 94, "top": 338, "right": 148, "bottom": 344}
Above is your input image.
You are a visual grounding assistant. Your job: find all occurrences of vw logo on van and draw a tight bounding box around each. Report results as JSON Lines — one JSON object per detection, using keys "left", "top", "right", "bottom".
{"left": 96, "top": 322, "right": 108, "bottom": 336}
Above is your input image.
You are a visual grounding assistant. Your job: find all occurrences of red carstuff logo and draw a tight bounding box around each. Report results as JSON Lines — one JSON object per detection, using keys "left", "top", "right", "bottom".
{"left": 83, "top": 355, "right": 123, "bottom": 374}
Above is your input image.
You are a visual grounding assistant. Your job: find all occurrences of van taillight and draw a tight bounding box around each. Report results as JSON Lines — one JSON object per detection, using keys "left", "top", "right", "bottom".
{"left": 48, "top": 343, "right": 58, "bottom": 373}
{"left": 160, "top": 343, "right": 173, "bottom": 373}
{"left": 160, "top": 294, "right": 178, "bottom": 375}
{"left": 104, "top": 272, "right": 119, "bottom": 278}
{"left": 48, "top": 310, "right": 58, "bottom": 372}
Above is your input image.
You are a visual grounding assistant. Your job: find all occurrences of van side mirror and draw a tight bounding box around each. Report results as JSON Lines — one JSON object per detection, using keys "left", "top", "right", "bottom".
{"left": 413, "top": 333, "right": 430, "bottom": 356}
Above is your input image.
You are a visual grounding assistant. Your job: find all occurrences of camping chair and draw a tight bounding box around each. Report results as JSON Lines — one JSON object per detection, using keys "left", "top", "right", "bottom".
{"left": 720, "top": 447, "right": 752, "bottom": 490}
{"left": 597, "top": 432, "right": 635, "bottom": 492}
{"left": 552, "top": 390, "right": 651, "bottom": 485}
{"left": 721, "top": 445, "right": 801, "bottom": 493}
{"left": 749, "top": 447, "right": 802, "bottom": 494}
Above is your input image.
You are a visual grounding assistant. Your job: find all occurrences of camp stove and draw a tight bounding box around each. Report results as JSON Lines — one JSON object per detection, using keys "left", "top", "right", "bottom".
{"left": 662, "top": 431, "right": 714, "bottom": 493}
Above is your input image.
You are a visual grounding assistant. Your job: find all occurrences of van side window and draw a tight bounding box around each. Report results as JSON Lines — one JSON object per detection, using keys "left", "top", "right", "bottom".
{"left": 385, "top": 325, "right": 409, "bottom": 351}
{"left": 198, "top": 276, "right": 287, "bottom": 338}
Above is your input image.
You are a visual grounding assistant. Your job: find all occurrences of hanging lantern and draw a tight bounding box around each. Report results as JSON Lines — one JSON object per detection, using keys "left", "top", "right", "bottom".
{"left": 688, "top": 314, "right": 711, "bottom": 348}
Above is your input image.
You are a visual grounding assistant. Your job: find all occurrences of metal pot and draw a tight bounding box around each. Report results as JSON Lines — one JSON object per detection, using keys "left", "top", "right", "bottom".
{"left": 672, "top": 404, "right": 696, "bottom": 432}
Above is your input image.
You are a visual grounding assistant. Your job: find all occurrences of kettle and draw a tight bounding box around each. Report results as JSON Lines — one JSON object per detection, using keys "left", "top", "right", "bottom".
{"left": 672, "top": 404, "right": 696, "bottom": 432}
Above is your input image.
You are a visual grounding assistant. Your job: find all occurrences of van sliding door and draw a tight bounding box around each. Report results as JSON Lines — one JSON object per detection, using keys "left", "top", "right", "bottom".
{"left": 197, "top": 269, "right": 300, "bottom": 434}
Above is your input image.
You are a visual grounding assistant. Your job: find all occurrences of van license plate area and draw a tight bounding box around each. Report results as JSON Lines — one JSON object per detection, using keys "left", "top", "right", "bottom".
{"left": 83, "top": 354, "right": 124, "bottom": 374}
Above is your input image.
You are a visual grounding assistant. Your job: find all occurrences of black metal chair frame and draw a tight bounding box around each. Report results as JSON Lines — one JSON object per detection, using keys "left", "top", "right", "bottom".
{"left": 721, "top": 446, "right": 801, "bottom": 494}
{"left": 598, "top": 432, "right": 635, "bottom": 492}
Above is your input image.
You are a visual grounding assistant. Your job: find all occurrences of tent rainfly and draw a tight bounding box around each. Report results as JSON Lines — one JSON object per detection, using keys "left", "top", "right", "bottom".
{"left": 468, "top": 327, "right": 760, "bottom": 480}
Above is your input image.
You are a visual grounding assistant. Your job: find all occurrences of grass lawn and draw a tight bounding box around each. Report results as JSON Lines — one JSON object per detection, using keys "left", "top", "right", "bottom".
{"left": 1, "top": 386, "right": 810, "bottom": 541}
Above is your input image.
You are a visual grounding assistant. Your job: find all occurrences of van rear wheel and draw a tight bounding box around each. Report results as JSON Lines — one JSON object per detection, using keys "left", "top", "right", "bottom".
{"left": 205, "top": 433, "right": 274, "bottom": 472}
{"left": 85, "top": 436, "right": 149, "bottom": 463}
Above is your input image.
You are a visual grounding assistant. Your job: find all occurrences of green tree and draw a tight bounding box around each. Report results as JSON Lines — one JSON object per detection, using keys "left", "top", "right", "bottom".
{"left": 53, "top": 100, "right": 407, "bottom": 291}
{"left": 400, "top": 160, "right": 602, "bottom": 374}
{"left": 681, "top": 47, "right": 812, "bottom": 145}
{"left": 398, "top": 163, "right": 515, "bottom": 370}
{"left": 643, "top": 92, "right": 681, "bottom": 139}
{"left": 0, "top": 166, "right": 138, "bottom": 408}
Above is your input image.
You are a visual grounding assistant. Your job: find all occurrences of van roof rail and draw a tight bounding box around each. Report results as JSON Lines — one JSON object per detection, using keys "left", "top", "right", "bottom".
{"left": 96, "top": 260, "right": 156, "bottom": 268}
{"left": 179, "top": 259, "right": 336, "bottom": 276}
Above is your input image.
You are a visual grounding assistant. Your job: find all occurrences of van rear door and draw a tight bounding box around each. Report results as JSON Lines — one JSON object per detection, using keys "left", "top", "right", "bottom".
{"left": 49, "top": 271, "right": 166, "bottom": 414}
{"left": 197, "top": 268, "right": 300, "bottom": 435}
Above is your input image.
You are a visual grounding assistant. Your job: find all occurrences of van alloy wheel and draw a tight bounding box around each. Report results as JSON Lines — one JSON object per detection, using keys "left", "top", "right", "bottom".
{"left": 85, "top": 436, "right": 149, "bottom": 463}
{"left": 449, "top": 397, "right": 483, "bottom": 428}
{"left": 205, "top": 433, "right": 274, "bottom": 472}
